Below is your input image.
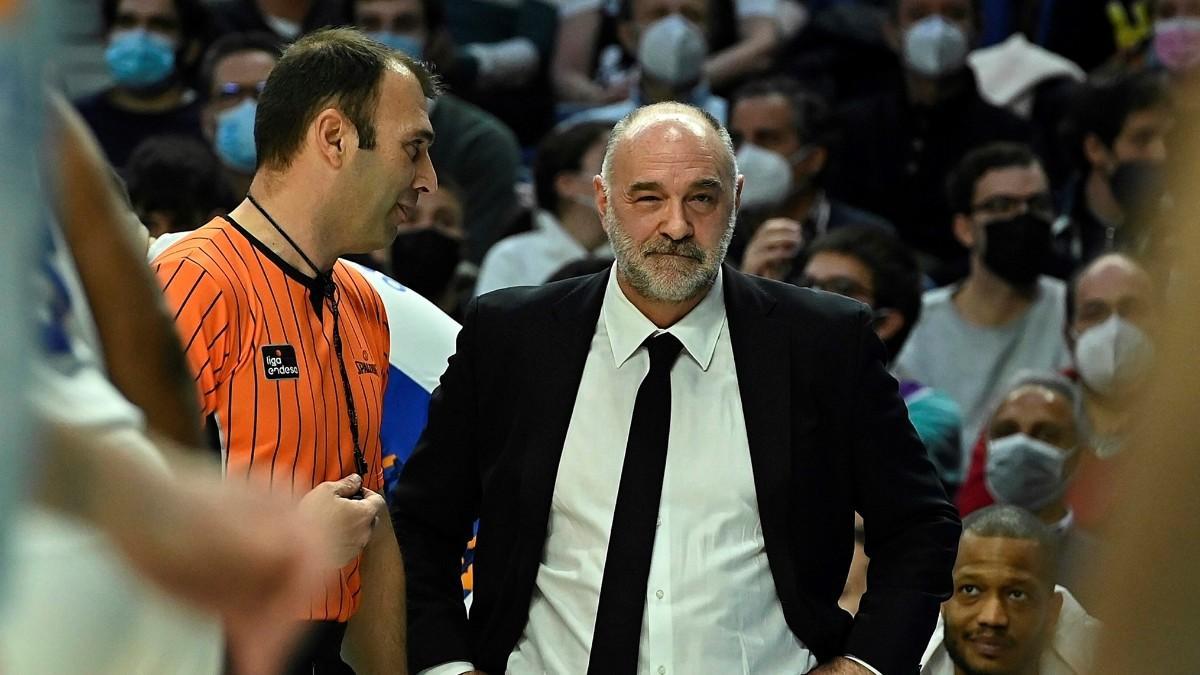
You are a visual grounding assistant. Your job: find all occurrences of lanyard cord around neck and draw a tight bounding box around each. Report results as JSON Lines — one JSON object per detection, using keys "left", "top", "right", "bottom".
{"left": 246, "top": 194, "right": 369, "bottom": 481}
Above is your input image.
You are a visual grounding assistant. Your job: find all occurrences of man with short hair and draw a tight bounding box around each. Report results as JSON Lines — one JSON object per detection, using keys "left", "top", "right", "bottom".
{"left": 896, "top": 142, "right": 1070, "bottom": 476}
{"left": 1055, "top": 71, "right": 1175, "bottom": 272}
{"left": 800, "top": 226, "right": 962, "bottom": 490}
{"left": 920, "top": 505, "right": 1101, "bottom": 675}
{"left": 155, "top": 28, "right": 439, "bottom": 673}
{"left": 476, "top": 121, "right": 613, "bottom": 295}
{"left": 826, "top": 0, "right": 1031, "bottom": 280}
{"left": 733, "top": 77, "right": 893, "bottom": 282}
{"left": 394, "top": 102, "right": 960, "bottom": 675}
{"left": 74, "top": 0, "right": 211, "bottom": 168}
{"left": 197, "top": 31, "right": 283, "bottom": 199}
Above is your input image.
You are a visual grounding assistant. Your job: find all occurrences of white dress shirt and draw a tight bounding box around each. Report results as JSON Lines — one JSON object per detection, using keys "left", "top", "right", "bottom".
{"left": 474, "top": 210, "right": 612, "bottom": 296}
{"left": 425, "top": 268, "right": 878, "bottom": 675}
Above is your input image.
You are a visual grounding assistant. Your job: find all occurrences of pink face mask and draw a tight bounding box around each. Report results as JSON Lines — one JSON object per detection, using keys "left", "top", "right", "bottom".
{"left": 1155, "top": 17, "right": 1200, "bottom": 73}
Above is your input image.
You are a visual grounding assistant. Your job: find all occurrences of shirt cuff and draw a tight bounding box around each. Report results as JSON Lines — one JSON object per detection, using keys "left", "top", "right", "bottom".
{"left": 845, "top": 654, "right": 883, "bottom": 675}
{"left": 417, "top": 662, "right": 476, "bottom": 675}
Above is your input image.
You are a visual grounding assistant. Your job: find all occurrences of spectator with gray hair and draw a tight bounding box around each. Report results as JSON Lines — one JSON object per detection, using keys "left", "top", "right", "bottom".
{"left": 920, "top": 504, "right": 1101, "bottom": 675}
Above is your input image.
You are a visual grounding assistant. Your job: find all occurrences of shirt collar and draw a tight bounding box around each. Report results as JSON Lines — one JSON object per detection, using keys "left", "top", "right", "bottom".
{"left": 1051, "top": 508, "right": 1075, "bottom": 536}
{"left": 535, "top": 210, "right": 590, "bottom": 257}
{"left": 602, "top": 265, "right": 725, "bottom": 371}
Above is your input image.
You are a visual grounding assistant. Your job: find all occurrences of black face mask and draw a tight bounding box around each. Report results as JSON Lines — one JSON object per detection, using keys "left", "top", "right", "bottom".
{"left": 1110, "top": 160, "right": 1168, "bottom": 217}
{"left": 981, "top": 213, "right": 1052, "bottom": 287}
{"left": 390, "top": 228, "right": 462, "bottom": 301}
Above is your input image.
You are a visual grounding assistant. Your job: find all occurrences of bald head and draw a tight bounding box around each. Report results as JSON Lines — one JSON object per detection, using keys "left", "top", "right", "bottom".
{"left": 601, "top": 102, "right": 737, "bottom": 198}
{"left": 1070, "top": 252, "right": 1157, "bottom": 335}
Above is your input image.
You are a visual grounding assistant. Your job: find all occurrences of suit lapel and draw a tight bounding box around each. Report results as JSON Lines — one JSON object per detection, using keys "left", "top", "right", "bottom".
{"left": 722, "top": 266, "right": 803, "bottom": 615}
{"left": 515, "top": 271, "right": 608, "bottom": 569}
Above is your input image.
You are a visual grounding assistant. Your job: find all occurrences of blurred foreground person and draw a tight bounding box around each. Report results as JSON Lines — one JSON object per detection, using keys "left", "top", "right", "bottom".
{"left": 920, "top": 505, "right": 1100, "bottom": 675}
{"left": 153, "top": 29, "right": 438, "bottom": 673}
{"left": 0, "top": 88, "right": 328, "bottom": 674}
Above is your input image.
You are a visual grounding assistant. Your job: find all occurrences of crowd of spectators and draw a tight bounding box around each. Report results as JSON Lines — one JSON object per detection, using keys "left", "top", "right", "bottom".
{"left": 68, "top": 0, "right": 1191, "bottom": 664}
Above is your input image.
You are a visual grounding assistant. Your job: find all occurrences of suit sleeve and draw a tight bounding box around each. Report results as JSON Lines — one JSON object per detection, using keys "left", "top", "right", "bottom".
{"left": 390, "top": 298, "right": 483, "bottom": 672}
{"left": 842, "top": 307, "right": 962, "bottom": 675}
{"left": 154, "top": 257, "right": 231, "bottom": 420}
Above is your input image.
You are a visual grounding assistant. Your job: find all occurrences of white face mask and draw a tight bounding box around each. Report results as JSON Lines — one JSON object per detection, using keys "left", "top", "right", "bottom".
{"left": 902, "top": 14, "right": 969, "bottom": 78}
{"left": 637, "top": 13, "right": 708, "bottom": 87}
{"left": 1073, "top": 315, "right": 1155, "bottom": 397}
{"left": 735, "top": 142, "right": 793, "bottom": 211}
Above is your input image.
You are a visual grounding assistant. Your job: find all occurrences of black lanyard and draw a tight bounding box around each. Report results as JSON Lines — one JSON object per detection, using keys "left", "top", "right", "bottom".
{"left": 247, "top": 194, "right": 369, "bottom": 482}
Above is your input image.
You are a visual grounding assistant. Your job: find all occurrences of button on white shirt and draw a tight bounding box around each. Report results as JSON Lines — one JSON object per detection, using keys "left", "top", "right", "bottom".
{"left": 505, "top": 267, "right": 816, "bottom": 675}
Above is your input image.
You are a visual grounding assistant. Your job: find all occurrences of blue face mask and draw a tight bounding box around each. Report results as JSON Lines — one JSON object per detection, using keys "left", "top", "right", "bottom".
{"left": 367, "top": 31, "right": 424, "bottom": 59}
{"left": 214, "top": 99, "right": 257, "bottom": 173}
{"left": 105, "top": 29, "right": 176, "bottom": 88}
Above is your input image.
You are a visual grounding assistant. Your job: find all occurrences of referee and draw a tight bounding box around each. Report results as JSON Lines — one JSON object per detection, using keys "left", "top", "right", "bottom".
{"left": 155, "top": 28, "right": 439, "bottom": 673}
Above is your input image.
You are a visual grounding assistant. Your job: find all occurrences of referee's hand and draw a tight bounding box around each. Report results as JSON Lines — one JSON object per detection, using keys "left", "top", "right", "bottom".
{"left": 300, "top": 475, "right": 386, "bottom": 566}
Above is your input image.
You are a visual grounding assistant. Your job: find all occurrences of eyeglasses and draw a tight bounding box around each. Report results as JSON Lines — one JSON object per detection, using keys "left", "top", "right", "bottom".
{"left": 215, "top": 80, "right": 267, "bottom": 103}
{"left": 797, "top": 275, "right": 874, "bottom": 304}
{"left": 971, "top": 193, "right": 1056, "bottom": 220}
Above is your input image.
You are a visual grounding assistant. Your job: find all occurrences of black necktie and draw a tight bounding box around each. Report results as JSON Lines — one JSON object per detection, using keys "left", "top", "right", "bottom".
{"left": 588, "top": 332, "right": 684, "bottom": 675}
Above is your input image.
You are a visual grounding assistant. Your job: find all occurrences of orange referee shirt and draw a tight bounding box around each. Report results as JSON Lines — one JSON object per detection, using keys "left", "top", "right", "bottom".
{"left": 154, "top": 216, "right": 389, "bottom": 622}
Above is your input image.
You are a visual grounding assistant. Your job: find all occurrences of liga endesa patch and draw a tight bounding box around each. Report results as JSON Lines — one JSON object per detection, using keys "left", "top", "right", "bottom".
{"left": 262, "top": 344, "right": 301, "bottom": 380}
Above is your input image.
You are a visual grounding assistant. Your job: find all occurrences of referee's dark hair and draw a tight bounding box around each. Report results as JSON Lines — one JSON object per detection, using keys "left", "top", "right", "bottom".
{"left": 255, "top": 27, "right": 441, "bottom": 171}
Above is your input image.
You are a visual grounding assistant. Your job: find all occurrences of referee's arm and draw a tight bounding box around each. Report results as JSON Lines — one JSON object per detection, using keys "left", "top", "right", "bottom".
{"left": 344, "top": 491, "right": 407, "bottom": 674}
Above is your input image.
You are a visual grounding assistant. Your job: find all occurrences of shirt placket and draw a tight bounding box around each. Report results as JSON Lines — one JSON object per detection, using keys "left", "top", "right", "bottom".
{"left": 643, "top": 504, "right": 674, "bottom": 675}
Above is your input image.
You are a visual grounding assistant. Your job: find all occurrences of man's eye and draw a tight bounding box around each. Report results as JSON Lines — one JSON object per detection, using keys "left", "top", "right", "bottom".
{"left": 959, "top": 585, "right": 979, "bottom": 596}
{"left": 1009, "top": 589, "right": 1028, "bottom": 601}
{"left": 692, "top": 194, "right": 714, "bottom": 203}
{"left": 636, "top": 195, "right": 660, "bottom": 203}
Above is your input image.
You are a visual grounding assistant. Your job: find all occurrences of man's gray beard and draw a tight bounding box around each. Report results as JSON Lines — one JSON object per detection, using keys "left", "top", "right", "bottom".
{"left": 604, "top": 205, "right": 735, "bottom": 303}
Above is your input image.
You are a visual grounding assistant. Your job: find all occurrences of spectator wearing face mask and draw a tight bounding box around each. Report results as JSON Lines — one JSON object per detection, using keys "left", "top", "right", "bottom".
{"left": 956, "top": 253, "right": 1159, "bottom": 534}
{"left": 197, "top": 32, "right": 282, "bottom": 200}
{"left": 352, "top": 0, "right": 526, "bottom": 265}
{"left": 1150, "top": 0, "right": 1200, "bottom": 112}
{"left": 896, "top": 143, "right": 1071, "bottom": 476}
{"left": 476, "top": 122, "right": 613, "bottom": 295}
{"left": 800, "top": 226, "right": 962, "bottom": 492}
{"left": 1055, "top": 71, "right": 1175, "bottom": 275}
{"left": 74, "top": 0, "right": 212, "bottom": 169}
{"left": 385, "top": 179, "right": 475, "bottom": 320}
{"left": 125, "top": 135, "right": 237, "bottom": 237}
{"left": 560, "top": 1, "right": 729, "bottom": 127}
{"left": 732, "top": 77, "right": 892, "bottom": 281}
{"left": 825, "top": 0, "right": 1031, "bottom": 282}
{"left": 207, "top": 0, "right": 351, "bottom": 42}
{"left": 975, "top": 373, "right": 1102, "bottom": 608}
{"left": 551, "top": 0, "right": 794, "bottom": 108}
{"left": 920, "top": 505, "right": 1101, "bottom": 675}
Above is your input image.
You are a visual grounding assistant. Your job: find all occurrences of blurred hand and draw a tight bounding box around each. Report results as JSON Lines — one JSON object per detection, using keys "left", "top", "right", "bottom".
{"left": 742, "top": 218, "right": 803, "bottom": 281}
{"left": 299, "top": 475, "right": 386, "bottom": 567}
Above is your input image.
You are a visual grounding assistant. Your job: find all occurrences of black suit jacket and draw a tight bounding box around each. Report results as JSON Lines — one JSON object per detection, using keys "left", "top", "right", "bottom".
{"left": 392, "top": 265, "right": 961, "bottom": 675}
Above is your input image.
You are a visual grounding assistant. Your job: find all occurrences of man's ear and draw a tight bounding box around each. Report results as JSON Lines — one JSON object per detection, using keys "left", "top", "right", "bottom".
{"left": 953, "top": 213, "right": 977, "bottom": 250}
{"left": 594, "top": 175, "right": 609, "bottom": 230}
{"left": 1083, "top": 133, "right": 1112, "bottom": 173}
{"left": 874, "top": 309, "right": 907, "bottom": 344}
{"left": 735, "top": 173, "right": 744, "bottom": 212}
{"left": 312, "top": 108, "right": 351, "bottom": 169}
{"left": 201, "top": 105, "right": 216, "bottom": 144}
{"left": 1046, "top": 587, "right": 1065, "bottom": 632}
{"left": 800, "top": 146, "right": 829, "bottom": 177}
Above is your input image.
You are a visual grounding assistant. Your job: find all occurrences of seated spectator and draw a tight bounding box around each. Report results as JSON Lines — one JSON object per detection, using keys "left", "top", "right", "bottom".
{"left": 798, "top": 226, "right": 963, "bottom": 491}
{"left": 75, "top": 0, "right": 211, "bottom": 168}
{"left": 825, "top": 0, "right": 1031, "bottom": 281}
{"left": 551, "top": 0, "right": 789, "bottom": 107}
{"left": 1151, "top": 0, "right": 1200, "bottom": 112}
{"left": 733, "top": 77, "right": 892, "bottom": 280}
{"left": 125, "top": 135, "right": 236, "bottom": 236}
{"left": 977, "top": 372, "right": 1102, "bottom": 607}
{"left": 388, "top": 179, "right": 475, "bottom": 320}
{"left": 352, "top": 0, "right": 525, "bottom": 265}
{"left": 207, "top": 0, "right": 349, "bottom": 42}
{"left": 198, "top": 31, "right": 283, "bottom": 199}
{"left": 896, "top": 143, "right": 1070, "bottom": 475}
{"left": 957, "top": 253, "right": 1160, "bottom": 533}
{"left": 560, "top": 0, "right": 729, "bottom": 127}
{"left": 1055, "top": 71, "right": 1175, "bottom": 274}
{"left": 920, "top": 505, "right": 1101, "bottom": 674}
{"left": 432, "top": 0, "right": 557, "bottom": 144}
{"left": 476, "top": 121, "right": 612, "bottom": 295}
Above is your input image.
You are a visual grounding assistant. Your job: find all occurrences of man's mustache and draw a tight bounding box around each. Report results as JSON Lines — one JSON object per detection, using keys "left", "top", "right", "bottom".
{"left": 641, "top": 239, "right": 705, "bottom": 262}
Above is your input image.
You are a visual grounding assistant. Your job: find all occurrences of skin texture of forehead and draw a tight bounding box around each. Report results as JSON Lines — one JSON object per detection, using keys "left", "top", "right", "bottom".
{"left": 611, "top": 110, "right": 730, "bottom": 184}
